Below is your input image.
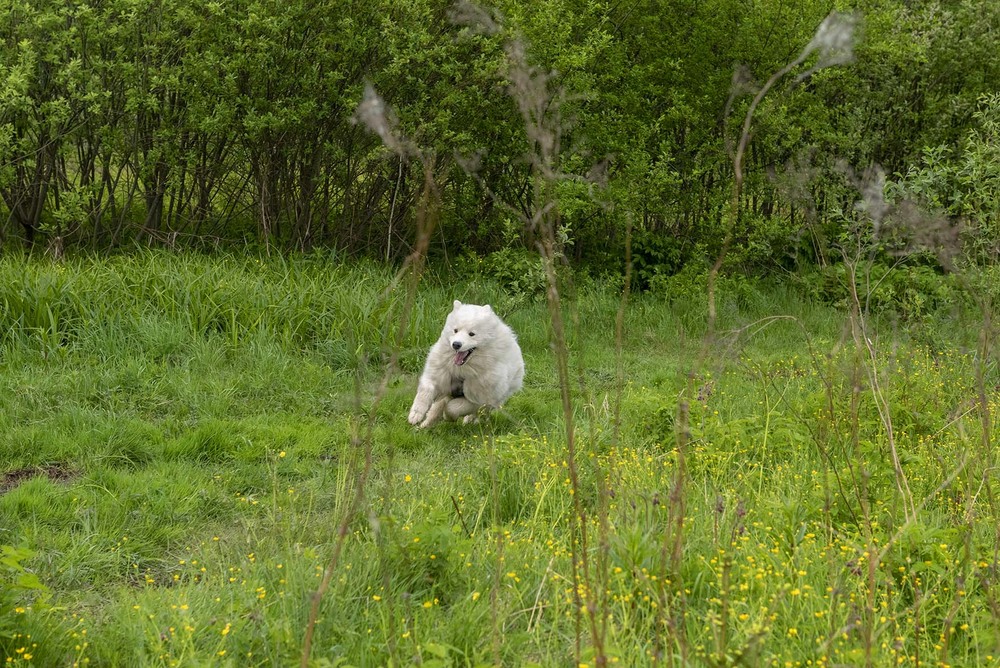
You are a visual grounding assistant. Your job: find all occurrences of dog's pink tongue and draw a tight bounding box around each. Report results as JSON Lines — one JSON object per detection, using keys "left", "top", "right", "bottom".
{"left": 454, "top": 350, "right": 470, "bottom": 365}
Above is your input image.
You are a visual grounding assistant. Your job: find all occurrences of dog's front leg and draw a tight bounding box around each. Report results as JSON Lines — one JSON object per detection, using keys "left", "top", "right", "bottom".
{"left": 419, "top": 396, "right": 449, "bottom": 429}
{"left": 408, "top": 378, "right": 438, "bottom": 425}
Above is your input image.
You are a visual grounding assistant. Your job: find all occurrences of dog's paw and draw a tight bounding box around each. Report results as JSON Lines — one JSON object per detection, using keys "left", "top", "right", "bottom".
{"left": 409, "top": 390, "right": 434, "bottom": 426}
{"left": 462, "top": 414, "right": 478, "bottom": 425}
{"left": 408, "top": 399, "right": 430, "bottom": 425}
{"left": 407, "top": 406, "right": 432, "bottom": 425}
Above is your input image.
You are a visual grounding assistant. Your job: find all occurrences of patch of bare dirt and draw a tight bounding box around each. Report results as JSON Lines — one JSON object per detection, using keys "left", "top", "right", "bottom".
{"left": 0, "top": 464, "right": 76, "bottom": 494}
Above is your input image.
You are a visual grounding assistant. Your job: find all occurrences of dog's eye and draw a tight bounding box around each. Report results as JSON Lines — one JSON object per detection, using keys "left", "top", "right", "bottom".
{"left": 469, "top": 332, "right": 475, "bottom": 337}
{"left": 453, "top": 328, "right": 458, "bottom": 333}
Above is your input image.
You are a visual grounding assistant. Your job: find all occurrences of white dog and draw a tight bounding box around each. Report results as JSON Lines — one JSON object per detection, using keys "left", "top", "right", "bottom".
{"left": 408, "top": 301, "right": 524, "bottom": 428}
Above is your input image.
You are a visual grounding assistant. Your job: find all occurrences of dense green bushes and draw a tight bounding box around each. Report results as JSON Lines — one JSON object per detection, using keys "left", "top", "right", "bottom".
{"left": 1, "top": 0, "right": 997, "bottom": 275}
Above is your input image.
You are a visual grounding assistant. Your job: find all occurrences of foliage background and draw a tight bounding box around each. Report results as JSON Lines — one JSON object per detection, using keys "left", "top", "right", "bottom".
{"left": 1, "top": 0, "right": 997, "bottom": 274}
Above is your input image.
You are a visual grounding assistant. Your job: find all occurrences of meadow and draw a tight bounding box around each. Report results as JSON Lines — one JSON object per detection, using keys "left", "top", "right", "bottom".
{"left": 1, "top": 251, "right": 998, "bottom": 667}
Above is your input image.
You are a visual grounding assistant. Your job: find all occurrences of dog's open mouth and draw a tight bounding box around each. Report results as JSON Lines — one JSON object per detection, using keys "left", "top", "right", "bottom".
{"left": 454, "top": 348, "right": 476, "bottom": 366}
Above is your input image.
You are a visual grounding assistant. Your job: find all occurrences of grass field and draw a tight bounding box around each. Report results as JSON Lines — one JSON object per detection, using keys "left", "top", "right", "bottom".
{"left": 1, "top": 251, "right": 998, "bottom": 667}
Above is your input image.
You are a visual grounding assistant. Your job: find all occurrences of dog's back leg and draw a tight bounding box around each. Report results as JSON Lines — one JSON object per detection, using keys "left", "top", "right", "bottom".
{"left": 445, "top": 397, "right": 488, "bottom": 424}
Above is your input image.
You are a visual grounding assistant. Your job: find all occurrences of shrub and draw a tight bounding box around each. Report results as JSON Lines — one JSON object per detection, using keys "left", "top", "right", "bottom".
{"left": 630, "top": 229, "right": 685, "bottom": 292}
{"left": 455, "top": 248, "right": 547, "bottom": 301}
{"left": 798, "top": 260, "right": 962, "bottom": 321}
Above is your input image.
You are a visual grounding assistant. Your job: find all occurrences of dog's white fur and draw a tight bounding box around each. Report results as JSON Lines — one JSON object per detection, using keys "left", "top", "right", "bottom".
{"left": 408, "top": 301, "right": 524, "bottom": 428}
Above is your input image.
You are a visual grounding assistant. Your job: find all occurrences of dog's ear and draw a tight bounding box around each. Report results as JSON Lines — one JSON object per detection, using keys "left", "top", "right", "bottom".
{"left": 453, "top": 300, "right": 462, "bottom": 309}
{"left": 483, "top": 304, "right": 493, "bottom": 313}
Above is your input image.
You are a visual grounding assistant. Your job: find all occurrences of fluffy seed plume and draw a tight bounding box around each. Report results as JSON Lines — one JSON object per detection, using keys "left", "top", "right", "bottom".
{"left": 854, "top": 165, "right": 890, "bottom": 229}
{"left": 448, "top": 0, "right": 501, "bottom": 35}
{"left": 353, "top": 83, "right": 406, "bottom": 156}
{"left": 846, "top": 163, "right": 960, "bottom": 268}
{"left": 802, "top": 11, "right": 859, "bottom": 72}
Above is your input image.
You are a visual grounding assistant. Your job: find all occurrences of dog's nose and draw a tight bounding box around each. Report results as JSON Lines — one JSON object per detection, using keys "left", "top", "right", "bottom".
{"left": 452, "top": 341, "right": 462, "bottom": 350}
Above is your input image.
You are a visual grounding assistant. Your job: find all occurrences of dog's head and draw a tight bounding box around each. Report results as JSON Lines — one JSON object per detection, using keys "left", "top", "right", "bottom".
{"left": 443, "top": 300, "right": 496, "bottom": 366}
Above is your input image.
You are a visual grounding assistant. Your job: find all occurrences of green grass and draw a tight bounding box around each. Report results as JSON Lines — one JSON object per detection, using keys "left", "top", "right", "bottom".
{"left": 1, "top": 251, "right": 998, "bottom": 667}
